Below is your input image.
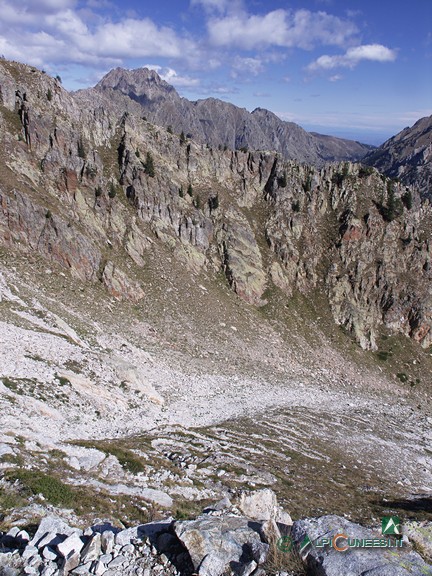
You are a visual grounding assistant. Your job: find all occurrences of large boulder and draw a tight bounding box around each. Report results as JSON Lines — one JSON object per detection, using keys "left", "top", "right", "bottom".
{"left": 29, "top": 515, "right": 82, "bottom": 548}
{"left": 237, "top": 488, "right": 292, "bottom": 525}
{"left": 174, "top": 515, "right": 269, "bottom": 576}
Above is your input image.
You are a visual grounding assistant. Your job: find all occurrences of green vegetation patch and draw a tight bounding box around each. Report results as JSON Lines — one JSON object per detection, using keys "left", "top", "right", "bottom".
{"left": 5, "top": 469, "right": 74, "bottom": 506}
{"left": 376, "top": 350, "right": 392, "bottom": 362}
{"left": 1, "top": 470, "right": 153, "bottom": 527}
{"left": 72, "top": 440, "right": 145, "bottom": 474}
{"left": 174, "top": 498, "right": 213, "bottom": 520}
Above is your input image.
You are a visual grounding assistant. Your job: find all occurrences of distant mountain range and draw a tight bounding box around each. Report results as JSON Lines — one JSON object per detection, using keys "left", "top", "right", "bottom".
{"left": 364, "top": 115, "right": 432, "bottom": 197}
{"left": 89, "top": 67, "right": 374, "bottom": 166}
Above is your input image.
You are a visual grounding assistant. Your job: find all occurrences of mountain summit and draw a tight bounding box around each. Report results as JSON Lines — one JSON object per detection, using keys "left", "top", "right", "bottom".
{"left": 364, "top": 115, "right": 432, "bottom": 197}
{"left": 92, "top": 66, "right": 373, "bottom": 166}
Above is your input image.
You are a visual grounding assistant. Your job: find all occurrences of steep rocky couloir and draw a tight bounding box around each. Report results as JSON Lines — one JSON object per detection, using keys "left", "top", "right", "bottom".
{"left": 0, "top": 59, "right": 431, "bottom": 351}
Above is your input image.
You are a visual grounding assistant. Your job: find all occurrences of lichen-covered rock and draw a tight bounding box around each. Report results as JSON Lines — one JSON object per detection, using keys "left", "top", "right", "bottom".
{"left": 291, "top": 515, "right": 432, "bottom": 576}
{"left": 174, "top": 515, "right": 269, "bottom": 576}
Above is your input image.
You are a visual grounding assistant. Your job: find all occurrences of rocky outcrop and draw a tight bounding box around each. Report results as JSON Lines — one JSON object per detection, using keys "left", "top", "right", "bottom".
{"left": 1, "top": 491, "right": 431, "bottom": 576}
{"left": 264, "top": 161, "right": 432, "bottom": 349}
{"left": 364, "top": 115, "right": 432, "bottom": 198}
{"left": 92, "top": 67, "right": 372, "bottom": 166}
{"left": 291, "top": 515, "right": 432, "bottom": 576}
{"left": 1, "top": 59, "right": 432, "bottom": 350}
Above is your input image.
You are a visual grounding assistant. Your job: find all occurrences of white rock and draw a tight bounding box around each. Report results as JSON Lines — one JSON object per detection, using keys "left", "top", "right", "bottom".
{"left": 108, "top": 555, "right": 126, "bottom": 568}
{"left": 80, "top": 533, "right": 101, "bottom": 563}
{"left": 37, "top": 532, "right": 58, "bottom": 549}
{"left": 92, "top": 560, "right": 106, "bottom": 576}
{"left": 57, "top": 533, "right": 84, "bottom": 558}
{"left": 30, "top": 516, "right": 80, "bottom": 548}
{"left": 42, "top": 547, "right": 58, "bottom": 561}
{"left": 22, "top": 545, "right": 38, "bottom": 560}
{"left": 99, "top": 553, "right": 112, "bottom": 564}
{"left": 70, "top": 562, "right": 93, "bottom": 575}
{"left": 17, "top": 530, "right": 30, "bottom": 542}
{"left": 238, "top": 489, "right": 277, "bottom": 521}
{"left": 101, "top": 531, "right": 114, "bottom": 555}
{"left": 68, "top": 456, "right": 81, "bottom": 470}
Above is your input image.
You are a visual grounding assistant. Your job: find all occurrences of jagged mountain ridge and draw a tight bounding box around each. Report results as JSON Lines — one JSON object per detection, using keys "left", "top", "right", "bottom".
{"left": 0, "top": 59, "right": 431, "bottom": 352}
{"left": 364, "top": 115, "right": 432, "bottom": 197}
{"left": 90, "top": 66, "right": 373, "bottom": 166}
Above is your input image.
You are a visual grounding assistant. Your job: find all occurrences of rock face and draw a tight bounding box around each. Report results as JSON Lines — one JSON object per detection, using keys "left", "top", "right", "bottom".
{"left": 364, "top": 115, "right": 432, "bottom": 198}
{"left": 0, "top": 59, "right": 432, "bottom": 351}
{"left": 92, "top": 67, "right": 372, "bottom": 166}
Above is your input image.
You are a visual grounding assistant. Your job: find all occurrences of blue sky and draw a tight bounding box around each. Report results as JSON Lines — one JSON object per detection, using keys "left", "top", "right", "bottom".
{"left": 0, "top": 0, "right": 431, "bottom": 144}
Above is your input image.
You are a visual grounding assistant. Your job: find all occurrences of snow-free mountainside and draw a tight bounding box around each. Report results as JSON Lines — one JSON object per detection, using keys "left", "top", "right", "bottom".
{"left": 0, "top": 59, "right": 431, "bottom": 576}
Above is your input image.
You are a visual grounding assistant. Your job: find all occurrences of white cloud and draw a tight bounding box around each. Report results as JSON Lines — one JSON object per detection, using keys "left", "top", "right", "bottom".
{"left": 0, "top": 1, "right": 199, "bottom": 71}
{"left": 190, "top": 0, "right": 243, "bottom": 14}
{"left": 207, "top": 9, "right": 358, "bottom": 50}
{"left": 308, "top": 43, "right": 397, "bottom": 71}
{"left": 92, "top": 19, "right": 191, "bottom": 59}
{"left": 26, "top": 0, "right": 77, "bottom": 11}
{"left": 143, "top": 65, "right": 199, "bottom": 87}
{"left": 192, "top": 83, "right": 239, "bottom": 97}
{"left": 329, "top": 74, "right": 342, "bottom": 81}
{"left": 230, "top": 56, "right": 264, "bottom": 79}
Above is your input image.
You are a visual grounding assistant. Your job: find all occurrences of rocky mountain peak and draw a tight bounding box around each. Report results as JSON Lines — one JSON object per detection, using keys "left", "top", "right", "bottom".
{"left": 97, "top": 66, "right": 178, "bottom": 105}
{"left": 89, "top": 65, "right": 372, "bottom": 165}
{"left": 365, "top": 114, "right": 432, "bottom": 197}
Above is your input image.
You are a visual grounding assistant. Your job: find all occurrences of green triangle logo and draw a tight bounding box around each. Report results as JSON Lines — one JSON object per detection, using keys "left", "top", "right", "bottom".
{"left": 299, "top": 534, "right": 312, "bottom": 556}
{"left": 382, "top": 516, "right": 401, "bottom": 535}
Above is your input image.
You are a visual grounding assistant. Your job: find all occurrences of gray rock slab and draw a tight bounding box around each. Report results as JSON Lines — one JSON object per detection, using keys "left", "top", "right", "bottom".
{"left": 99, "top": 553, "right": 112, "bottom": 564}
{"left": 291, "top": 515, "right": 432, "bottom": 576}
{"left": 175, "top": 514, "right": 267, "bottom": 575}
{"left": 16, "top": 530, "right": 30, "bottom": 543}
{"left": 80, "top": 533, "right": 101, "bottom": 563}
{"left": 40, "top": 563, "right": 58, "bottom": 576}
{"left": 405, "top": 521, "right": 432, "bottom": 563}
{"left": 108, "top": 555, "right": 126, "bottom": 568}
{"left": 70, "top": 562, "right": 93, "bottom": 575}
{"left": 0, "top": 443, "right": 15, "bottom": 457}
{"left": 237, "top": 489, "right": 277, "bottom": 521}
{"left": 114, "top": 521, "right": 170, "bottom": 547}
{"left": 22, "top": 545, "right": 38, "bottom": 560}
{"left": 92, "top": 560, "right": 106, "bottom": 576}
{"left": 60, "top": 550, "right": 81, "bottom": 574}
{"left": 37, "top": 531, "right": 63, "bottom": 550}
{"left": 121, "top": 543, "right": 135, "bottom": 555}
{"left": 57, "top": 533, "right": 85, "bottom": 558}
{"left": 29, "top": 516, "right": 81, "bottom": 548}
{"left": 197, "top": 552, "right": 226, "bottom": 576}
{"left": 101, "top": 530, "right": 115, "bottom": 555}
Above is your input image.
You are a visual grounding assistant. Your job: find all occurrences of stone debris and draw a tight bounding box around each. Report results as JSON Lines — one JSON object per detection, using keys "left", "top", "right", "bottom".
{"left": 0, "top": 491, "right": 430, "bottom": 576}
